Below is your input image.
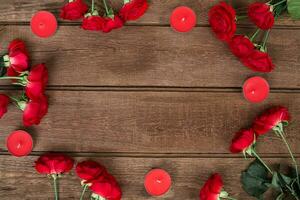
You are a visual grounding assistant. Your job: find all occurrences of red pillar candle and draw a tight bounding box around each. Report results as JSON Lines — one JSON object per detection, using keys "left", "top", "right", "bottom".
{"left": 170, "top": 6, "right": 196, "bottom": 32}
{"left": 144, "top": 169, "right": 172, "bottom": 196}
{"left": 6, "top": 130, "right": 33, "bottom": 157}
{"left": 31, "top": 11, "right": 58, "bottom": 38}
{"left": 243, "top": 76, "right": 270, "bottom": 103}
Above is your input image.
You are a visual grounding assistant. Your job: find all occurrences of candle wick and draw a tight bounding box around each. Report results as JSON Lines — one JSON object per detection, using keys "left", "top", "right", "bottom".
{"left": 17, "top": 143, "right": 22, "bottom": 149}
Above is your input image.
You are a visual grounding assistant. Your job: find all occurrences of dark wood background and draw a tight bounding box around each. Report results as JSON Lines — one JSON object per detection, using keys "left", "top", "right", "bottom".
{"left": 0, "top": 0, "right": 299, "bottom": 199}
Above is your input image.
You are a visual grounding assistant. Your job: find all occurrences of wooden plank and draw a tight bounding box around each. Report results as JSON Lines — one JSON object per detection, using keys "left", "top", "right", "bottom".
{"left": 0, "top": 91, "right": 299, "bottom": 154}
{"left": 0, "top": 0, "right": 298, "bottom": 26}
{"left": 1, "top": 26, "right": 300, "bottom": 88}
{"left": 0, "top": 155, "right": 296, "bottom": 199}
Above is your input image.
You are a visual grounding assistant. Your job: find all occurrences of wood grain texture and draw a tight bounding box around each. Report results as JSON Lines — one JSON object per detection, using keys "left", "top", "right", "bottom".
{"left": 0, "top": 26, "right": 300, "bottom": 88}
{"left": 0, "top": 0, "right": 298, "bottom": 26}
{"left": 1, "top": 155, "right": 297, "bottom": 200}
{"left": 0, "top": 91, "right": 299, "bottom": 154}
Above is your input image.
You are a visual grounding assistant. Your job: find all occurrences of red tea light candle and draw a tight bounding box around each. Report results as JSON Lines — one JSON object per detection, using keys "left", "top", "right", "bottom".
{"left": 6, "top": 130, "right": 33, "bottom": 157}
{"left": 31, "top": 11, "right": 57, "bottom": 38}
{"left": 170, "top": 6, "right": 196, "bottom": 32}
{"left": 144, "top": 169, "right": 172, "bottom": 196}
{"left": 243, "top": 76, "right": 270, "bottom": 103}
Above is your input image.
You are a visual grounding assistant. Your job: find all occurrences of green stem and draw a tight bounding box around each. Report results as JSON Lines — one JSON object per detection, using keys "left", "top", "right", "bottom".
{"left": 80, "top": 184, "right": 88, "bottom": 200}
{"left": 277, "top": 130, "right": 300, "bottom": 188}
{"left": 250, "top": 29, "right": 260, "bottom": 42}
{"left": 52, "top": 175, "right": 59, "bottom": 200}
{"left": 8, "top": 95, "right": 19, "bottom": 102}
{"left": 0, "top": 76, "right": 22, "bottom": 80}
{"left": 102, "top": 0, "right": 109, "bottom": 16}
{"left": 236, "top": 16, "right": 248, "bottom": 20}
{"left": 271, "top": 0, "right": 287, "bottom": 7}
{"left": 262, "top": 30, "right": 271, "bottom": 50}
{"left": 252, "top": 151, "right": 274, "bottom": 175}
{"left": 91, "top": 0, "right": 95, "bottom": 12}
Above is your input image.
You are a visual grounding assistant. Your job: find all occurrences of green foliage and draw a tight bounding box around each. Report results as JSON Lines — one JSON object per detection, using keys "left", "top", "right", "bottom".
{"left": 241, "top": 159, "right": 271, "bottom": 199}
{"left": 288, "top": 0, "right": 300, "bottom": 19}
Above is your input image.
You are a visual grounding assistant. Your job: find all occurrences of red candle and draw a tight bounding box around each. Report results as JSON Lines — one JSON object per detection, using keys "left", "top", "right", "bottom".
{"left": 170, "top": 6, "right": 196, "bottom": 32}
{"left": 144, "top": 169, "right": 172, "bottom": 196}
{"left": 31, "top": 11, "right": 57, "bottom": 38}
{"left": 243, "top": 76, "right": 270, "bottom": 103}
{"left": 6, "top": 130, "right": 33, "bottom": 157}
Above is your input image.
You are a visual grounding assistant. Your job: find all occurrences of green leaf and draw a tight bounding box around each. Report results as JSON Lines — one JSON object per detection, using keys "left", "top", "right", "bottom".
{"left": 272, "top": 0, "right": 288, "bottom": 18}
{"left": 288, "top": 0, "right": 300, "bottom": 19}
{"left": 241, "top": 159, "right": 271, "bottom": 199}
{"left": 0, "top": 56, "right": 6, "bottom": 77}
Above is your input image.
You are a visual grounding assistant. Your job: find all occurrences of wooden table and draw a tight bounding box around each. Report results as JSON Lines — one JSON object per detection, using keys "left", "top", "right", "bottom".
{"left": 0, "top": 0, "right": 299, "bottom": 199}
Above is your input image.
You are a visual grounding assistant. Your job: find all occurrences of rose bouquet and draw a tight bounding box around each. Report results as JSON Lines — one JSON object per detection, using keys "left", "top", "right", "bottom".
{"left": 0, "top": 39, "right": 48, "bottom": 126}
{"left": 60, "top": 0, "right": 149, "bottom": 33}
{"left": 208, "top": 0, "right": 300, "bottom": 73}
{"left": 230, "top": 106, "right": 300, "bottom": 199}
{"left": 35, "top": 155, "right": 122, "bottom": 200}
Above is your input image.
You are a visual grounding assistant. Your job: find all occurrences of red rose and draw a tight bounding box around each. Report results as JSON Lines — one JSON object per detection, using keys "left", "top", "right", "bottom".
{"left": 241, "top": 50, "right": 274, "bottom": 72}
{"left": 90, "top": 173, "right": 122, "bottom": 200}
{"left": 230, "top": 129, "right": 255, "bottom": 153}
{"left": 60, "top": 0, "right": 88, "bottom": 20}
{"left": 252, "top": 106, "right": 290, "bottom": 136}
{"left": 76, "top": 160, "right": 107, "bottom": 183}
{"left": 199, "top": 173, "right": 223, "bottom": 200}
{"left": 229, "top": 35, "right": 255, "bottom": 58}
{"left": 248, "top": 3, "right": 274, "bottom": 30}
{"left": 208, "top": 2, "right": 236, "bottom": 42}
{"left": 22, "top": 95, "right": 48, "bottom": 127}
{"left": 25, "top": 64, "right": 48, "bottom": 100}
{"left": 82, "top": 16, "right": 105, "bottom": 31}
{"left": 8, "top": 39, "right": 27, "bottom": 52}
{"left": 35, "top": 153, "right": 74, "bottom": 175}
{"left": 119, "top": 0, "right": 149, "bottom": 21}
{"left": 5, "top": 39, "right": 29, "bottom": 72}
{"left": 102, "top": 15, "right": 124, "bottom": 33}
{"left": 0, "top": 94, "right": 9, "bottom": 119}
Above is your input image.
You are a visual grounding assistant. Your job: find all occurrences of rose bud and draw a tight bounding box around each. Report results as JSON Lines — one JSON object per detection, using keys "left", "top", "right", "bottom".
{"left": 25, "top": 63, "right": 48, "bottom": 101}
{"left": 248, "top": 2, "right": 274, "bottom": 30}
{"left": 102, "top": 15, "right": 124, "bottom": 33}
{"left": 200, "top": 173, "right": 233, "bottom": 200}
{"left": 253, "top": 106, "right": 290, "bottom": 136}
{"left": 90, "top": 173, "right": 122, "bottom": 200}
{"left": 3, "top": 39, "right": 29, "bottom": 73}
{"left": 208, "top": 2, "right": 236, "bottom": 42}
{"left": 119, "top": 0, "right": 149, "bottom": 21}
{"left": 35, "top": 153, "right": 74, "bottom": 200}
{"left": 229, "top": 35, "right": 255, "bottom": 58}
{"left": 82, "top": 15, "right": 105, "bottom": 31}
{"left": 241, "top": 50, "right": 274, "bottom": 72}
{"left": 76, "top": 160, "right": 107, "bottom": 183}
{"left": 60, "top": 0, "right": 88, "bottom": 20}
{"left": 16, "top": 95, "right": 48, "bottom": 127}
{"left": 230, "top": 129, "right": 255, "bottom": 153}
{"left": 0, "top": 94, "right": 9, "bottom": 119}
